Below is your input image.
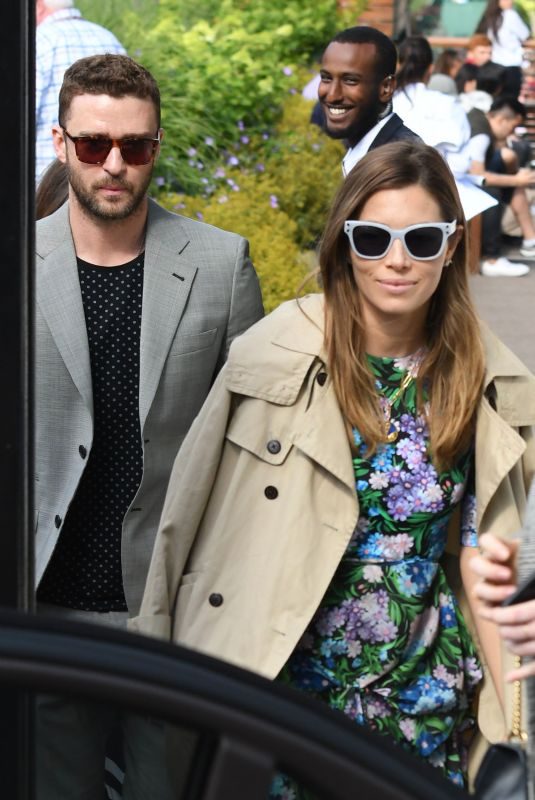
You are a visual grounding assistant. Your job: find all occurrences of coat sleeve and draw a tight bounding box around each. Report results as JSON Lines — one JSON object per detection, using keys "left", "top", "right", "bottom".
{"left": 128, "top": 366, "right": 234, "bottom": 639}
{"left": 218, "top": 237, "right": 264, "bottom": 370}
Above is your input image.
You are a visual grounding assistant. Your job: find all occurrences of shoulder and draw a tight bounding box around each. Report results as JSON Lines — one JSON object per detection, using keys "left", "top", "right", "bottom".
{"left": 225, "top": 294, "right": 325, "bottom": 399}
{"left": 388, "top": 115, "right": 421, "bottom": 142}
{"left": 480, "top": 322, "right": 535, "bottom": 418}
{"left": 147, "top": 199, "right": 247, "bottom": 252}
{"left": 36, "top": 203, "right": 71, "bottom": 257}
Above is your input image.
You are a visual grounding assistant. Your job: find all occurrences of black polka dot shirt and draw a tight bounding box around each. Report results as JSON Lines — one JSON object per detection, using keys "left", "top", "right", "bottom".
{"left": 38, "top": 254, "right": 144, "bottom": 612}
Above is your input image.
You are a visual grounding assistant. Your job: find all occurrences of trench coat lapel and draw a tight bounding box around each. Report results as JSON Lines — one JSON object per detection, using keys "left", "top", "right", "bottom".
{"left": 293, "top": 380, "right": 356, "bottom": 493}
{"left": 475, "top": 395, "right": 527, "bottom": 528}
{"left": 36, "top": 204, "right": 93, "bottom": 416}
{"left": 138, "top": 200, "right": 198, "bottom": 430}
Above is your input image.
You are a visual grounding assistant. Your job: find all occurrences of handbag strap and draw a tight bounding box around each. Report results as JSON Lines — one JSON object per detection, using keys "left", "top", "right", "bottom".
{"left": 510, "top": 655, "right": 529, "bottom": 743}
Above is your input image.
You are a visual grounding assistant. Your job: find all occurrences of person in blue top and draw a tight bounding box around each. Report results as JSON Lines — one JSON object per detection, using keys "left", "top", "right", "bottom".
{"left": 36, "top": 0, "right": 126, "bottom": 182}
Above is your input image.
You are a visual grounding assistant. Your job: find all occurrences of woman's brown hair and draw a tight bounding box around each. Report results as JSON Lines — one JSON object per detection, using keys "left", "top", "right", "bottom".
{"left": 318, "top": 140, "right": 485, "bottom": 470}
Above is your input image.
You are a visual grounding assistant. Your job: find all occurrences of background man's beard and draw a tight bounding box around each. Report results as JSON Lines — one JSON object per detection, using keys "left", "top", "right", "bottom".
{"left": 326, "top": 99, "right": 386, "bottom": 145}
{"left": 67, "top": 165, "right": 152, "bottom": 221}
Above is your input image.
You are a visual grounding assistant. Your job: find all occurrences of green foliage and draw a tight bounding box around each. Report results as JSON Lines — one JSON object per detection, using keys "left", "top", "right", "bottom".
{"left": 156, "top": 94, "right": 342, "bottom": 311}
{"left": 79, "top": 0, "right": 341, "bottom": 192}
{"left": 160, "top": 173, "right": 306, "bottom": 313}
{"left": 266, "top": 95, "right": 345, "bottom": 247}
{"left": 76, "top": 0, "right": 348, "bottom": 312}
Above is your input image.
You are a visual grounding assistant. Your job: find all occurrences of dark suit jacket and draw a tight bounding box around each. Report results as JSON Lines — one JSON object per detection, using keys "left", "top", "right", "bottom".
{"left": 368, "top": 113, "right": 421, "bottom": 150}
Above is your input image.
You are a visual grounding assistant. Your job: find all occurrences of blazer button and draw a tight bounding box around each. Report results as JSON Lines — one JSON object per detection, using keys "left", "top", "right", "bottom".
{"left": 264, "top": 486, "right": 278, "bottom": 500}
{"left": 317, "top": 371, "right": 327, "bottom": 386}
{"left": 78, "top": 445, "right": 87, "bottom": 459}
{"left": 54, "top": 515, "right": 62, "bottom": 528}
{"left": 267, "top": 439, "right": 281, "bottom": 455}
{"left": 209, "top": 593, "right": 223, "bottom": 607}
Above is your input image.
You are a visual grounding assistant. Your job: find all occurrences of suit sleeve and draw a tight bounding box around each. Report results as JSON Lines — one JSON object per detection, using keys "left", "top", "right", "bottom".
{"left": 219, "top": 237, "right": 264, "bottom": 368}
{"left": 128, "top": 366, "right": 234, "bottom": 640}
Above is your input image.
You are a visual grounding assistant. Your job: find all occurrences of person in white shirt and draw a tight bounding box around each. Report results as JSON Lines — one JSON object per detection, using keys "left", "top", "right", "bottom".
{"left": 467, "top": 96, "right": 535, "bottom": 276}
{"left": 476, "top": 0, "right": 532, "bottom": 97}
{"left": 317, "top": 26, "right": 420, "bottom": 177}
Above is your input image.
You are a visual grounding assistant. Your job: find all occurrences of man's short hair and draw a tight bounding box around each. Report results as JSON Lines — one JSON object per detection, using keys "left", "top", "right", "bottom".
{"left": 455, "top": 62, "right": 479, "bottom": 93}
{"left": 477, "top": 61, "right": 506, "bottom": 96}
{"left": 326, "top": 26, "right": 397, "bottom": 81}
{"left": 58, "top": 54, "right": 161, "bottom": 128}
{"left": 489, "top": 95, "right": 526, "bottom": 120}
{"left": 468, "top": 33, "right": 492, "bottom": 50}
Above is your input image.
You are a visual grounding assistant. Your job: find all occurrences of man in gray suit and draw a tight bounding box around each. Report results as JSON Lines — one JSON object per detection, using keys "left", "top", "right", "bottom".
{"left": 34, "top": 53, "right": 263, "bottom": 797}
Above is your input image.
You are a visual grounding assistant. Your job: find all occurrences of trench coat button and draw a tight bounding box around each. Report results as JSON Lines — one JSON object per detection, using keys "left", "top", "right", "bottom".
{"left": 209, "top": 593, "right": 223, "bottom": 607}
{"left": 78, "top": 445, "right": 87, "bottom": 459}
{"left": 54, "top": 515, "right": 62, "bottom": 528}
{"left": 317, "top": 371, "right": 327, "bottom": 386}
{"left": 267, "top": 439, "right": 281, "bottom": 455}
{"left": 264, "top": 485, "right": 278, "bottom": 500}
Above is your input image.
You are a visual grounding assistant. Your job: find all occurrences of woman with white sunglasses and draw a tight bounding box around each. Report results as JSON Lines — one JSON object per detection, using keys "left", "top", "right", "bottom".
{"left": 132, "top": 141, "right": 535, "bottom": 792}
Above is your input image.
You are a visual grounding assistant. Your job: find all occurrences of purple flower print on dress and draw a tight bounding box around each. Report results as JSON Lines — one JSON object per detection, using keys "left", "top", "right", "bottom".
{"left": 464, "top": 657, "right": 483, "bottom": 688}
{"left": 450, "top": 481, "right": 466, "bottom": 505}
{"left": 433, "top": 664, "right": 457, "bottom": 688}
{"left": 399, "top": 717, "right": 416, "bottom": 742}
{"left": 315, "top": 605, "right": 346, "bottom": 637}
{"left": 387, "top": 494, "right": 412, "bottom": 521}
{"left": 393, "top": 347, "right": 426, "bottom": 376}
{"left": 366, "top": 696, "right": 392, "bottom": 719}
{"left": 347, "top": 639, "right": 362, "bottom": 659}
{"left": 369, "top": 470, "right": 390, "bottom": 490}
{"left": 344, "top": 692, "right": 364, "bottom": 722}
{"left": 341, "top": 590, "right": 399, "bottom": 644}
{"left": 363, "top": 565, "right": 383, "bottom": 582}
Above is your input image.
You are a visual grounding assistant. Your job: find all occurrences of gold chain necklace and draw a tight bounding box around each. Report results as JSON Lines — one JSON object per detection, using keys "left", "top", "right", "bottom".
{"left": 381, "top": 371, "right": 414, "bottom": 443}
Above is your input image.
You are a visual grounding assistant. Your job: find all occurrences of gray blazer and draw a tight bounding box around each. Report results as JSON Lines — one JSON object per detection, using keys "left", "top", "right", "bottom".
{"left": 35, "top": 198, "right": 264, "bottom": 614}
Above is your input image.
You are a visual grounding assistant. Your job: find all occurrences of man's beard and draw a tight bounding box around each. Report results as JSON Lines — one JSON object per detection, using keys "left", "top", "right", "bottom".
{"left": 66, "top": 161, "right": 152, "bottom": 221}
{"left": 325, "top": 97, "right": 387, "bottom": 147}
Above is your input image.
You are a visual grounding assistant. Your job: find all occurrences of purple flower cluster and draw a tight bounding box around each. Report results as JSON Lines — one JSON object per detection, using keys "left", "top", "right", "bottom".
{"left": 315, "top": 590, "right": 398, "bottom": 645}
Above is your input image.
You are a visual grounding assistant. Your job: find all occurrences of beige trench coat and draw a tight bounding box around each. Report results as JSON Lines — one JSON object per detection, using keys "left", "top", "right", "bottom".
{"left": 131, "top": 293, "right": 535, "bottom": 770}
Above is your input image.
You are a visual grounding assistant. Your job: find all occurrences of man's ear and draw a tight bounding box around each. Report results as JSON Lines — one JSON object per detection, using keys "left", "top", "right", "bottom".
{"left": 52, "top": 125, "right": 67, "bottom": 164}
{"left": 379, "top": 74, "right": 395, "bottom": 103}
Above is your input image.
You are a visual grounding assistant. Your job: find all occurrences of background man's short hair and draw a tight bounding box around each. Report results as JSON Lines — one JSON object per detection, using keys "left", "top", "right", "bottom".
{"left": 327, "top": 26, "right": 397, "bottom": 81}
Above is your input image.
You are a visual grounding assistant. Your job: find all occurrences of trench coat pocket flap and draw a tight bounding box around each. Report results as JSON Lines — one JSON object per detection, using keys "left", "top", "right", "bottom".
{"left": 225, "top": 413, "right": 293, "bottom": 465}
{"left": 127, "top": 613, "right": 171, "bottom": 641}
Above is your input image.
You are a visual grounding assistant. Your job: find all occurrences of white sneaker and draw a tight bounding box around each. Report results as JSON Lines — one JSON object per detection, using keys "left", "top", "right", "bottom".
{"left": 519, "top": 243, "right": 535, "bottom": 258}
{"left": 480, "top": 257, "right": 530, "bottom": 277}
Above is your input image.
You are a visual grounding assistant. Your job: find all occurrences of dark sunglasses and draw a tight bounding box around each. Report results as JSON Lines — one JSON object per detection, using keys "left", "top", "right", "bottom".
{"left": 344, "top": 220, "right": 457, "bottom": 261}
{"left": 63, "top": 129, "right": 160, "bottom": 165}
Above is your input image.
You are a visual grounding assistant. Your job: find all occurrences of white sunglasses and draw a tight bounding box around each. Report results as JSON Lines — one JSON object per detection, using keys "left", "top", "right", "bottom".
{"left": 344, "top": 220, "right": 457, "bottom": 261}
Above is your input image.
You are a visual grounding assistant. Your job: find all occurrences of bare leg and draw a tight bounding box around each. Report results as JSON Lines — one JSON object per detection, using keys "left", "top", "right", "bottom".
{"left": 509, "top": 187, "right": 535, "bottom": 240}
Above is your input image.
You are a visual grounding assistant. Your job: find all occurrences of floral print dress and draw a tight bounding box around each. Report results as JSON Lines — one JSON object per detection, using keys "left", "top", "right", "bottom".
{"left": 272, "top": 352, "right": 482, "bottom": 797}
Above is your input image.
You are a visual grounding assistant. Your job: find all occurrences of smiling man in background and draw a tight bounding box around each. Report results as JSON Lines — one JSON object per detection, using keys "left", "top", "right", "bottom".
{"left": 318, "top": 26, "right": 420, "bottom": 176}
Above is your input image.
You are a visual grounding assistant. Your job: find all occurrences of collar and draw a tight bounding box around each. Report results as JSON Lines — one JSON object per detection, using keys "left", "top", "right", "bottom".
{"left": 342, "top": 114, "right": 394, "bottom": 176}
{"left": 225, "top": 294, "right": 325, "bottom": 404}
{"left": 38, "top": 8, "right": 82, "bottom": 27}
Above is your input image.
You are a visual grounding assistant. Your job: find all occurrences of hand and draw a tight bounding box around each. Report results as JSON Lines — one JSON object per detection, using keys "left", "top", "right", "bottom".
{"left": 478, "top": 600, "right": 535, "bottom": 681}
{"left": 515, "top": 168, "right": 535, "bottom": 187}
{"left": 470, "top": 532, "right": 518, "bottom": 605}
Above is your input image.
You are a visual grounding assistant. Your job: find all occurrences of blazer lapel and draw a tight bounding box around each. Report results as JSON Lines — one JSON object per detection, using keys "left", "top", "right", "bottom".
{"left": 36, "top": 207, "right": 93, "bottom": 416}
{"left": 138, "top": 201, "right": 198, "bottom": 430}
{"left": 369, "top": 114, "right": 403, "bottom": 150}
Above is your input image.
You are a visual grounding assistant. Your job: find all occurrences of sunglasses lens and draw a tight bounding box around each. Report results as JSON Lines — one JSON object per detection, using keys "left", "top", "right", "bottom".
{"left": 352, "top": 225, "right": 391, "bottom": 258}
{"left": 405, "top": 227, "right": 443, "bottom": 258}
{"left": 75, "top": 137, "right": 112, "bottom": 164}
{"left": 121, "top": 139, "right": 156, "bottom": 165}
{"left": 72, "top": 136, "right": 156, "bottom": 165}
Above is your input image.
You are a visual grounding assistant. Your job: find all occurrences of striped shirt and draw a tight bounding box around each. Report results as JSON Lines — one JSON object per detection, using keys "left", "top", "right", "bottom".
{"left": 36, "top": 7, "right": 126, "bottom": 182}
